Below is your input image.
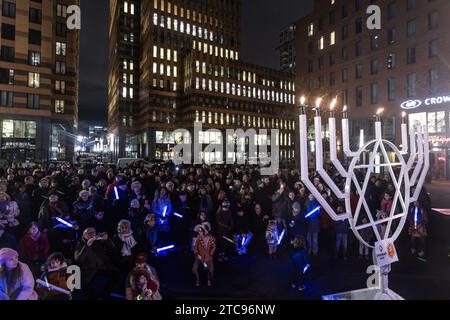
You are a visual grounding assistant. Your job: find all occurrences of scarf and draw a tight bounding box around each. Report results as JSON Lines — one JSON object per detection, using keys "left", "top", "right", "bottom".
{"left": 118, "top": 231, "right": 137, "bottom": 256}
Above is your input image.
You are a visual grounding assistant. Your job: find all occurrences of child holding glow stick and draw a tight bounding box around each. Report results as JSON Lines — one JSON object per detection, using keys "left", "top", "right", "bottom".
{"left": 408, "top": 201, "right": 428, "bottom": 258}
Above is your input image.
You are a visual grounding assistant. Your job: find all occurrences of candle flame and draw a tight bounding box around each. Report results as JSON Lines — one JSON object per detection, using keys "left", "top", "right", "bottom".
{"left": 343, "top": 105, "right": 347, "bottom": 112}
{"left": 376, "top": 108, "right": 384, "bottom": 116}
{"left": 300, "top": 96, "right": 306, "bottom": 105}
{"left": 315, "top": 97, "right": 322, "bottom": 109}
{"left": 402, "top": 111, "right": 406, "bottom": 118}
{"left": 330, "top": 98, "right": 337, "bottom": 111}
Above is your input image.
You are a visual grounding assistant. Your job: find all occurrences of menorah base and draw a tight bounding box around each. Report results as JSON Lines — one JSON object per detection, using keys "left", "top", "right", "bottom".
{"left": 322, "top": 287, "right": 404, "bottom": 300}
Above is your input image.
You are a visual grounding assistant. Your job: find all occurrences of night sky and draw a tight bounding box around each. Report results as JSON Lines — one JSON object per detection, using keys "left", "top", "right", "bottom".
{"left": 78, "top": 0, "right": 314, "bottom": 124}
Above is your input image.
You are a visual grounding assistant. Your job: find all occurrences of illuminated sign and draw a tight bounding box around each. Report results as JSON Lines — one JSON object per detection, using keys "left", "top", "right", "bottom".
{"left": 401, "top": 94, "right": 450, "bottom": 110}
{"left": 429, "top": 136, "right": 450, "bottom": 145}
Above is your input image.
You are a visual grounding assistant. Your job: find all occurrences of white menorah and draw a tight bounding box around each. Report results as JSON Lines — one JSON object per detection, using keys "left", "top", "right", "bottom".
{"left": 299, "top": 97, "right": 430, "bottom": 300}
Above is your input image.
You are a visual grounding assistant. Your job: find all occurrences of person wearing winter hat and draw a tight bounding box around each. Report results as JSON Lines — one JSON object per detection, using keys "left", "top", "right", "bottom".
{"left": 125, "top": 253, "right": 162, "bottom": 300}
{"left": 113, "top": 219, "right": 138, "bottom": 271}
{"left": 0, "top": 248, "right": 38, "bottom": 300}
{"left": 136, "top": 214, "right": 159, "bottom": 253}
{"left": 192, "top": 223, "right": 216, "bottom": 287}
{"left": 36, "top": 252, "right": 72, "bottom": 300}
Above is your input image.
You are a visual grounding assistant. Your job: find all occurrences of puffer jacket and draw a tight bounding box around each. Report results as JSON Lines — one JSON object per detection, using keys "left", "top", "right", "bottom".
{"left": 0, "top": 262, "right": 38, "bottom": 300}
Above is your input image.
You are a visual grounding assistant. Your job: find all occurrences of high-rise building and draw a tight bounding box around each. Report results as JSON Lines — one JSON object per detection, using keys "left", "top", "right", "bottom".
{"left": 108, "top": 0, "right": 296, "bottom": 166}
{"left": 0, "top": 0, "right": 80, "bottom": 162}
{"left": 277, "top": 23, "right": 296, "bottom": 73}
{"left": 295, "top": 0, "right": 450, "bottom": 178}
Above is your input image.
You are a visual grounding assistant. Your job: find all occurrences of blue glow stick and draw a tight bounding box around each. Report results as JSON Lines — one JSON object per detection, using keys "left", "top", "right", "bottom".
{"left": 305, "top": 206, "right": 321, "bottom": 219}
{"left": 156, "top": 245, "right": 175, "bottom": 253}
{"left": 114, "top": 186, "right": 119, "bottom": 200}
{"left": 277, "top": 229, "right": 286, "bottom": 245}
{"left": 303, "top": 264, "right": 311, "bottom": 274}
{"left": 55, "top": 217, "right": 75, "bottom": 229}
{"left": 174, "top": 212, "right": 183, "bottom": 219}
{"left": 162, "top": 206, "right": 168, "bottom": 217}
{"left": 414, "top": 207, "right": 419, "bottom": 229}
{"left": 241, "top": 235, "right": 246, "bottom": 247}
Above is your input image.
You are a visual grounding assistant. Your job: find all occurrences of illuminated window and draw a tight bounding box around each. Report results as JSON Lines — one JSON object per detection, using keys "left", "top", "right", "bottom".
{"left": 160, "top": 48, "right": 164, "bottom": 59}
{"left": 193, "top": 25, "right": 197, "bottom": 36}
{"left": 202, "top": 62, "right": 206, "bottom": 74}
{"left": 308, "top": 23, "right": 314, "bottom": 36}
{"left": 130, "top": 3, "right": 135, "bottom": 15}
{"left": 180, "top": 21, "right": 184, "bottom": 33}
{"left": 167, "top": 17, "right": 171, "bottom": 29}
{"left": 130, "top": 61, "right": 134, "bottom": 70}
{"left": 153, "top": 46, "right": 157, "bottom": 58}
{"left": 56, "top": 42, "right": 67, "bottom": 56}
{"left": 173, "top": 82, "right": 177, "bottom": 91}
{"left": 195, "top": 77, "right": 200, "bottom": 89}
{"left": 160, "top": 64, "right": 164, "bottom": 75}
{"left": 174, "top": 19, "right": 178, "bottom": 31}
{"left": 122, "top": 87, "right": 127, "bottom": 98}
{"left": 166, "top": 65, "right": 171, "bottom": 77}
{"left": 186, "top": 23, "right": 190, "bottom": 34}
{"left": 55, "top": 100, "right": 65, "bottom": 113}
{"left": 153, "top": 13, "right": 158, "bottom": 25}
{"left": 123, "top": 73, "right": 127, "bottom": 84}
{"left": 167, "top": 49, "right": 171, "bottom": 61}
{"left": 330, "top": 31, "right": 336, "bottom": 45}
{"left": 129, "top": 88, "right": 134, "bottom": 99}
{"left": 202, "top": 79, "right": 206, "bottom": 90}
{"left": 124, "top": 2, "right": 128, "bottom": 13}
{"left": 129, "top": 74, "right": 134, "bottom": 85}
{"left": 318, "top": 36, "right": 324, "bottom": 50}
{"left": 195, "top": 61, "right": 200, "bottom": 73}
{"left": 28, "top": 72, "right": 40, "bottom": 88}
{"left": 174, "top": 51, "right": 177, "bottom": 62}
{"left": 173, "top": 66, "right": 177, "bottom": 77}
{"left": 153, "top": 63, "right": 157, "bottom": 73}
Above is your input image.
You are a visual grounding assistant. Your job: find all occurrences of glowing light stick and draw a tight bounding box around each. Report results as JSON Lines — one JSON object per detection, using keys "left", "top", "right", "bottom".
{"left": 223, "top": 236, "right": 236, "bottom": 244}
{"left": 414, "top": 207, "right": 419, "bottom": 229}
{"left": 305, "top": 206, "right": 321, "bottom": 219}
{"left": 174, "top": 212, "right": 183, "bottom": 219}
{"left": 277, "top": 229, "right": 286, "bottom": 245}
{"left": 114, "top": 186, "right": 119, "bottom": 200}
{"left": 55, "top": 217, "right": 75, "bottom": 229}
{"left": 303, "top": 264, "right": 311, "bottom": 274}
{"left": 36, "top": 279, "right": 71, "bottom": 296}
{"left": 156, "top": 245, "right": 175, "bottom": 253}
{"left": 241, "top": 235, "right": 247, "bottom": 247}
{"left": 162, "top": 206, "right": 168, "bottom": 217}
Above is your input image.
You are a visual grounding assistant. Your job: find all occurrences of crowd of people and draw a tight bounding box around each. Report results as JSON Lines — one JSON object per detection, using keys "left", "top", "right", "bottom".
{"left": 0, "top": 160, "right": 432, "bottom": 300}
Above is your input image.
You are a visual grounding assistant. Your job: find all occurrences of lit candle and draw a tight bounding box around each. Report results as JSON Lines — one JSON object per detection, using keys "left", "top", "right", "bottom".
{"left": 330, "top": 98, "right": 337, "bottom": 118}
{"left": 375, "top": 108, "right": 384, "bottom": 122}
{"left": 300, "top": 96, "right": 306, "bottom": 115}
{"left": 315, "top": 97, "right": 322, "bottom": 116}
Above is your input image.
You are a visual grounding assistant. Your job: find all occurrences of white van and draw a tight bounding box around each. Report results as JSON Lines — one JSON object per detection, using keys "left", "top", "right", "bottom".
{"left": 117, "top": 158, "right": 143, "bottom": 169}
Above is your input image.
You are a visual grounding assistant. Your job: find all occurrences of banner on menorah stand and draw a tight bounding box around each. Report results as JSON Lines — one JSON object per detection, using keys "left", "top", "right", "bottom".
{"left": 374, "top": 239, "right": 399, "bottom": 267}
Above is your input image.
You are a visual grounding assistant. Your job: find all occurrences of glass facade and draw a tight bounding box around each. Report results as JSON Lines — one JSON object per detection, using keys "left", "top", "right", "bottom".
{"left": 0, "top": 119, "right": 37, "bottom": 161}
